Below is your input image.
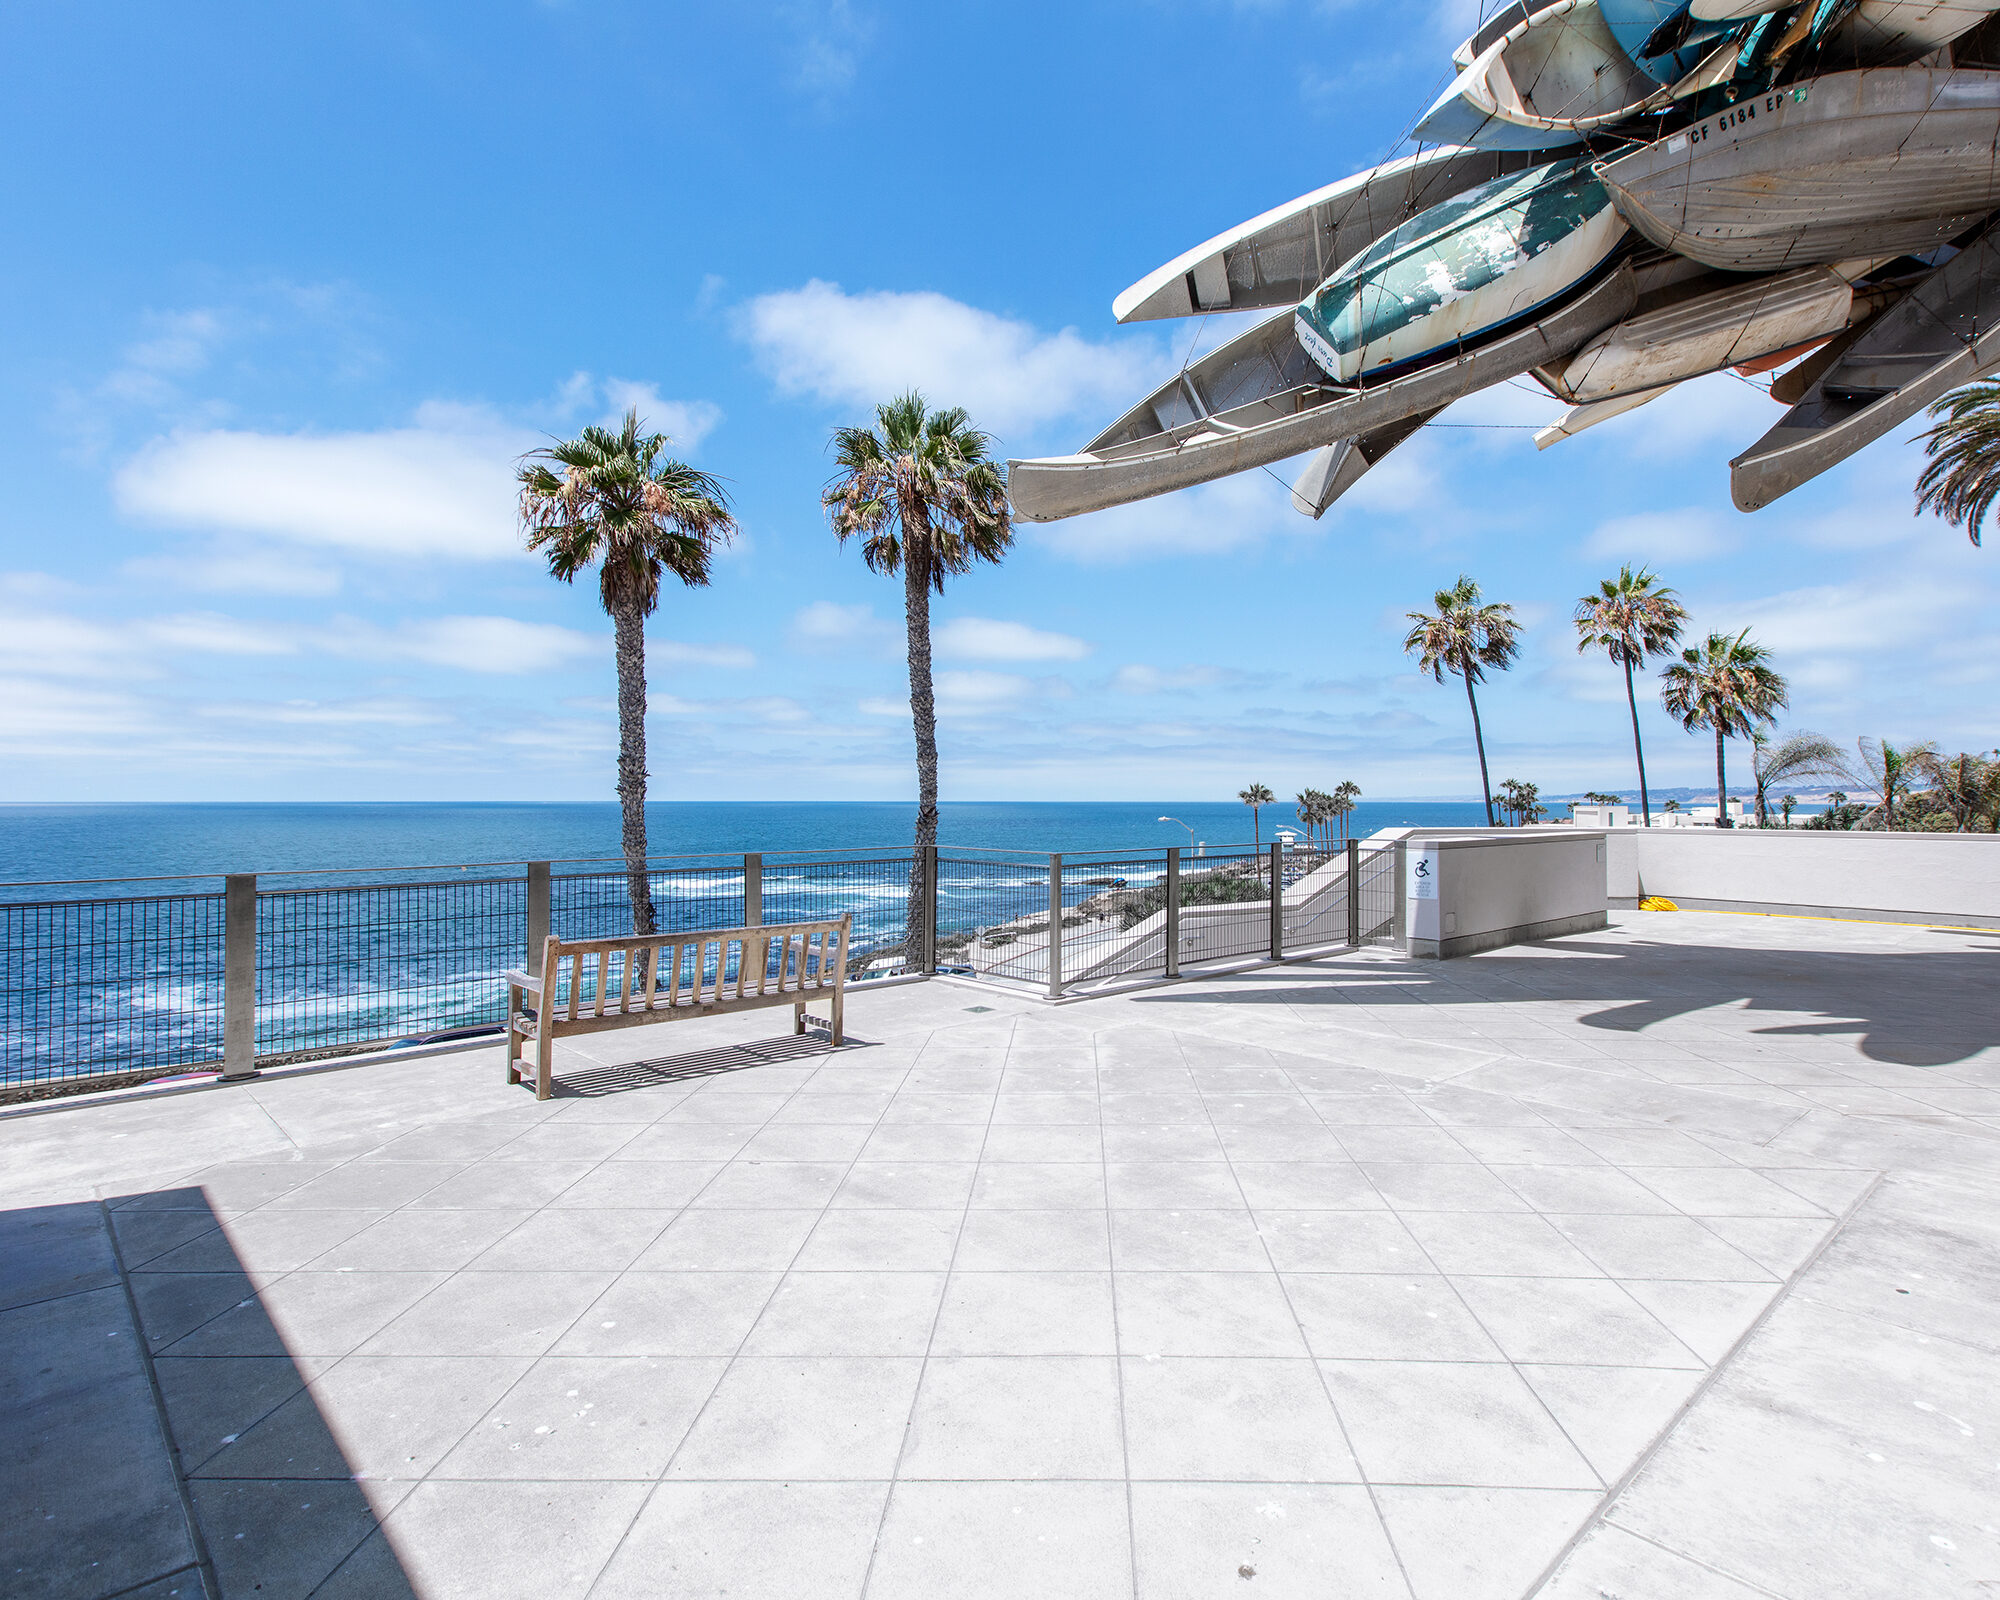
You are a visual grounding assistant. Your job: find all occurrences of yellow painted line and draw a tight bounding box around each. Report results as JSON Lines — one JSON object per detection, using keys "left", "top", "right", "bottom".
{"left": 1647, "top": 906, "right": 1997, "bottom": 934}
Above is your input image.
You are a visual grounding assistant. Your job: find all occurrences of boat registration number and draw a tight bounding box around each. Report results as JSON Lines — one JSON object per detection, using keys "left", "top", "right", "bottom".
{"left": 1662, "top": 83, "right": 1808, "bottom": 157}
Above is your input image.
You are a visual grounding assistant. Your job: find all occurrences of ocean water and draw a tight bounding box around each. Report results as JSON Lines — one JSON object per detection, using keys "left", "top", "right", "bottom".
{"left": 0, "top": 799, "right": 1492, "bottom": 886}
{"left": 0, "top": 800, "right": 1487, "bottom": 1085}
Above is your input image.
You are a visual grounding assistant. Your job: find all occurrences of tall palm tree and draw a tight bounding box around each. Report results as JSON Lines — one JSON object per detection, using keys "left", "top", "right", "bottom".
{"left": 1574, "top": 566, "right": 1687, "bottom": 827}
{"left": 1331, "top": 779, "right": 1361, "bottom": 841}
{"left": 1915, "top": 749, "right": 2000, "bottom": 831}
{"left": 1749, "top": 729, "right": 1841, "bottom": 827}
{"left": 1239, "top": 783, "right": 1274, "bottom": 848}
{"left": 825, "top": 393, "right": 1011, "bottom": 945}
{"left": 1659, "top": 630, "right": 1788, "bottom": 829}
{"left": 519, "top": 409, "right": 736, "bottom": 934}
{"left": 1294, "top": 789, "right": 1325, "bottom": 853}
{"left": 1404, "top": 576, "right": 1522, "bottom": 825}
{"left": 1915, "top": 380, "right": 2000, "bottom": 545}
{"left": 1826, "top": 737, "right": 1942, "bottom": 830}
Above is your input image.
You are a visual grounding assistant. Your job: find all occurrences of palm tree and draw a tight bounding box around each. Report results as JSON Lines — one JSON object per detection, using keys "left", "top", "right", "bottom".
{"left": 1239, "top": 783, "right": 1274, "bottom": 848}
{"left": 1749, "top": 729, "right": 1841, "bottom": 827}
{"left": 824, "top": 393, "right": 1011, "bottom": 944}
{"left": 519, "top": 409, "right": 736, "bottom": 934}
{"left": 1915, "top": 381, "right": 2000, "bottom": 545}
{"left": 1659, "top": 630, "right": 1789, "bottom": 829}
{"left": 1662, "top": 798, "right": 1681, "bottom": 816}
{"left": 1294, "top": 789, "right": 1325, "bottom": 854}
{"left": 1574, "top": 566, "right": 1688, "bottom": 827}
{"left": 1781, "top": 794, "right": 1798, "bottom": 827}
{"left": 1825, "top": 737, "right": 1942, "bottom": 830}
{"left": 1404, "top": 575, "right": 1522, "bottom": 825}
{"left": 1915, "top": 749, "right": 2000, "bottom": 831}
{"left": 1331, "top": 780, "right": 1361, "bottom": 841}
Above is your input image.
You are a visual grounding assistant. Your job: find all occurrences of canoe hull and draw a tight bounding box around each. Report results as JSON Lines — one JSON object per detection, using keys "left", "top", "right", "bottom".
{"left": 1597, "top": 68, "right": 2000, "bottom": 272}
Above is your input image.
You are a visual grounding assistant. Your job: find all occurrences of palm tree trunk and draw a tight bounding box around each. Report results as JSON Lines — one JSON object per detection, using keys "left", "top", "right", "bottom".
{"left": 1624, "top": 656, "right": 1651, "bottom": 827}
{"left": 1464, "top": 673, "right": 1495, "bottom": 826}
{"left": 1714, "top": 727, "right": 1730, "bottom": 830}
{"left": 610, "top": 599, "right": 657, "bottom": 934}
{"left": 903, "top": 553, "right": 939, "bottom": 958}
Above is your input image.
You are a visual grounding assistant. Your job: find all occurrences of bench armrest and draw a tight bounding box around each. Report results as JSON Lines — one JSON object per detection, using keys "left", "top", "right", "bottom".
{"left": 503, "top": 969, "right": 543, "bottom": 996}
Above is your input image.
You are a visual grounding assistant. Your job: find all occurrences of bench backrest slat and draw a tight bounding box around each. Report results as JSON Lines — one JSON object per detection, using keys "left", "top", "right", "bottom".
{"left": 539, "top": 915, "right": 849, "bottom": 1018}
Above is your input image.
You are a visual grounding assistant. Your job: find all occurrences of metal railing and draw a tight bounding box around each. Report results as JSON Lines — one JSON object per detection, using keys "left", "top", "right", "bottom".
{"left": 0, "top": 839, "right": 1404, "bottom": 1089}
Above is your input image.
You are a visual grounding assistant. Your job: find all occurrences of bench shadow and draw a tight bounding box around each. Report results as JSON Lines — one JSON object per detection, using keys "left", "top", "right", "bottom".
{"left": 545, "top": 1029, "right": 863, "bottom": 1097}
{"left": 1129, "top": 936, "right": 2000, "bottom": 1067}
{"left": 0, "top": 1187, "right": 425, "bottom": 1599}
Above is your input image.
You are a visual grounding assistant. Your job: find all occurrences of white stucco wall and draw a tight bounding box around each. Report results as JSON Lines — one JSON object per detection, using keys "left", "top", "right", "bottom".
{"left": 1605, "top": 828, "right": 2000, "bottom": 926}
{"left": 1377, "top": 829, "right": 1609, "bottom": 958}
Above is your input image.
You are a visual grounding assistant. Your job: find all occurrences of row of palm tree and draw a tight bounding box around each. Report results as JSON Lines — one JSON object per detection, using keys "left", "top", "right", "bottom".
{"left": 1296, "top": 783, "right": 1361, "bottom": 852}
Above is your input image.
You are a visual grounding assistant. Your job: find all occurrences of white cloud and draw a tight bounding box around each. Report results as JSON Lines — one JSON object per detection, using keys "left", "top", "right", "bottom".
{"left": 651, "top": 638, "right": 757, "bottom": 670}
{"left": 652, "top": 693, "right": 810, "bottom": 724}
{"left": 858, "top": 695, "right": 907, "bottom": 717}
{"left": 325, "top": 615, "right": 600, "bottom": 675}
{"left": 739, "top": 280, "right": 1160, "bottom": 437}
{"left": 598, "top": 380, "right": 722, "bottom": 450}
{"left": 1112, "top": 664, "right": 1233, "bottom": 694}
{"left": 791, "top": 600, "right": 899, "bottom": 655}
{"left": 1041, "top": 469, "right": 1302, "bottom": 564}
{"left": 123, "top": 546, "right": 344, "bottom": 597}
{"left": 935, "top": 669, "right": 1036, "bottom": 711}
{"left": 1581, "top": 509, "right": 1731, "bottom": 565}
{"left": 196, "top": 697, "right": 446, "bottom": 727}
{"left": 783, "top": 0, "right": 873, "bottom": 93}
{"left": 935, "top": 617, "right": 1090, "bottom": 663}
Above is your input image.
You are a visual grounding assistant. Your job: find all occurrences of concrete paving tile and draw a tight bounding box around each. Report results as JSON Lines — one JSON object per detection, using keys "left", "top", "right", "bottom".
{"left": 107, "top": 1205, "right": 226, "bottom": 1270}
{"left": 1258, "top": 1212, "right": 1434, "bottom": 1274}
{"left": 159, "top": 1160, "right": 343, "bottom": 1215}
{"left": 1363, "top": 1163, "right": 1533, "bottom": 1214}
{"left": 1101, "top": 1123, "right": 1228, "bottom": 1161}
{"left": 205, "top": 1353, "right": 533, "bottom": 1481}
{"left": 667, "top": 1356, "right": 922, "bottom": 1479}
{"left": 1230, "top": 1161, "right": 1386, "bottom": 1211}
{"left": 1447, "top": 1127, "right": 1605, "bottom": 1165}
{"left": 980, "top": 1124, "right": 1104, "bottom": 1162}
{"left": 1115, "top": 1270, "right": 1310, "bottom": 1358}
{"left": 0, "top": 1202, "right": 118, "bottom": 1312}
{"left": 1696, "top": 1214, "right": 1839, "bottom": 1277}
{"left": 1305, "top": 1093, "right": 1439, "bottom": 1127}
{"left": 1099, "top": 1091, "right": 1211, "bottom": 1123}
{"left": 1336, "top": 1125, "right": 1481, "bottom": 1164}
{"left": 689, "top": 1160, "right": 849, "bottom": 1209}
{"left": 142, "top": 1207, "right": 390, "bottom": 1275}
{"left": 1122, "top": 1356, "right": 1359, "bottom": 1482}
{"left": 1491, "top": 1165, "right": 1683, "bottom": 1216}
{"left": 858, "top": 1122, "right": 989, "bottom": 1161}
{"left": 1396, "top": 1211, "right": 1607, "bottom": 1278}
{"left": 154, "top": 1354, "right": 309, "bottom": 1472}
{"left": 260, "top": 1160, "right": 462, "bottom": 1211}
{"left": 630, "top": 1207, "right": 819, "bottom": 1270}
{"left": 955, "top": 1209, "right": 1111, "bottom": 1271}
{"left": 1319, "top": 1361, "right": 1599, "bottom": 1489}
{"left": 1617, "top": 1281, "right": 1781, "bottom": 1365}
{"left": 490, "top": 1121, "right": 644, "bottom": 1161}
{"left": 193, "top": 1477, "right": 414, "bottom": 1600}
{"left": 1285, "top": 1274, "right": 1503, "bottom": 1362}
{"left": 1537, "top": 1522, "right": 1773, "bottom": 1599}
{"left": 307, "top": 1207, "right": 524, "bottom": 1272}
{"left": 406, "top": 1159, "right": 600, "bottom": 1211}
{"left": 173, "top": 1271, "right": 451, "bottom": 1359}
{"left": 546, "top": 1160, "right": 723, "bottom": 1209}
{"left": 589, "top": 1479, "right": 890, "bottom": 1600}
{"left": 660, "top": 1091, "right": 795, "bottom": 1124}
{"left": 740, "top": 1270, "right": 946, "bottom": 1356}
{"left": 993, "top": 1092, "right": 1102, "bottom": 1124}
{"left": 1755, "top": 1165, "right": 1880, "bottom": 1213}
{"left": 901, "top": 1355, "right": 1125, "bottom": 1479}
{"left": 878, "top": 1092, "right": 996, "bottom": 1125}
{"left": 316, "top": 1479, "right": 649, "bottom": 1600}
{"left": 1549, "top": 1215, "right": 1778, "bottom": 1282}
{"left": 466, "top": 1207, "right": 678, "bottom": 1272}
{"left": 435, "top": 1355, "right": 723, "bottom": 1479}
{"left": 1631, "top": 1164, "right": 1837, "bottom": 1218}
{"left": 551, "top": 1270, "right": 777, "bottom": 1356}
{"left": 867, "top": 1480, "right": 1132, "bottom": 1600}
{"left": 1450, "top": 1276, "right": 1705, "bottom": 1368}
{"left": 1215, "top": 1125, "right": 1349, "bottom": 1162}
{"left": 974, "top": 1160, "right": 1108, "bottom": 1209}
{"left": 1113, "top": 1209, "right": 1270, "bottom": 1271}
{"left": 1130, "top": 1482, "right": 1410, "bottom": 1599}
{"left": 128, "top": 1267, "right": 263, "bottom": 1351}
{"left": 354, "top": 1270, "right": 611, "bottom": 1358}
{"left": 1105, "top": 1162, "right": 1246, "bottom": 1210}
{"left": 830, "top": 1161, "right": 978, "bottom": 1209}
{"left": 767, "top": 1091, "right": 898, "bottom": 1125}
{"left": 87, "top": 1571, "right": 207, "bottom": 1600}
{"left": 1518, "top": 1363, "right": 1705, "bottom": 1481}
{"left": 1568, "top": 1128, "right": 1744, "bottom": 1167}
{"left": 792, "top": 1209, "right": 963, "bottom": 1271}
{"left": 1372, "top": 1486, "right": 1599, "bottom": 1600}
{"left": 608, "top": 1123, "right": 759, "bottom": 1161}
{"left": 931, "top": 1271, "right": 1118, "bottom": 1356}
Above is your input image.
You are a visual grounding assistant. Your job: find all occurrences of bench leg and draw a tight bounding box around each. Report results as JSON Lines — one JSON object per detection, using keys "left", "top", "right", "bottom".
{"left": 794, "top": 1001, "right": 805, "bottom": 1036}
{"left": 830, "top": 989, "right": 844, "bottom": 1047}
{"left": 506, "top": 990, "right": 524, "bottom": 1086}
{"left": 534, "top": 1028, "right": 555, "bottom": 1101}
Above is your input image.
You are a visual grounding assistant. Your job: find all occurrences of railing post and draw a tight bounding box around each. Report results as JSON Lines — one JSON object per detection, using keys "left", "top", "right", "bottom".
{"left": 1394, "top": 840, "right": 1409, "bottom": 947}
{"left": 922, "top": 845, "right": 939, "bottom": 976}
{"left": 1165, "top": 847, "right": 1181, "bottom": 979}
{"left": 1346, "top": 839, "right": 1360, "bottom": 947}
{"left": 744, "top": 853, "right": 762, "bottom": 927}
{"left": 1046, "top": 854, "right": 1064, "bottom": 1000}
{"left": 527, "top": 862, "right": 551, "bottom": 976}
{"left": 222, "top": 873, "right": 258, "bottom": 1080}
{"left": 1268, "top": 842, "right": 1284, "bottom": 962}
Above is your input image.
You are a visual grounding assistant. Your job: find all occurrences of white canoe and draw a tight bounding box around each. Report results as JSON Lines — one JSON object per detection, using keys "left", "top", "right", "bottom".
{"left": 1596, "top": 66, "right": 2000, "bottom": 272}
{"left": 1416, "top": 0, "right": 1661, "bottom": 149}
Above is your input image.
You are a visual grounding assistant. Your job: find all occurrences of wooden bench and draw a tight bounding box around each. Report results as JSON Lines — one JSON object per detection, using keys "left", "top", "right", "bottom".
{"left": 502, "top": 914, "right": 851, "bottom": 1100}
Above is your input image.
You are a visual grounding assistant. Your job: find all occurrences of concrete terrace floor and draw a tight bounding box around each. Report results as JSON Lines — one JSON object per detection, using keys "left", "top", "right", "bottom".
{"left": 4, "top": 910, "right": 1998, "bottom": 1600}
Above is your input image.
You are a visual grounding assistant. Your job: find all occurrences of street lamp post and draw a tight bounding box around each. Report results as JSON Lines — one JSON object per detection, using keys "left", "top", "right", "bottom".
{"left": 1158, "top": 815, "right": 1195, "bottom": 851}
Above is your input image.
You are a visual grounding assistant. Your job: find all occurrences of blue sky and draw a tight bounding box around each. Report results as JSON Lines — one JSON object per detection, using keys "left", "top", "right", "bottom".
{"left": 1, "top": 0, "right": 1991, "bottom": 805}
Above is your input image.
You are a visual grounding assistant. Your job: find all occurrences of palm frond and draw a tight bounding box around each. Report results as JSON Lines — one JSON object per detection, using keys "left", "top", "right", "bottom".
{"left": 1916, "top": 380, "right": 2000, "bottom": 546}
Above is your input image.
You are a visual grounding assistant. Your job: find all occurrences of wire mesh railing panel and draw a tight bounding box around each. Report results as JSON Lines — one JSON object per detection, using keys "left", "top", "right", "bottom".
{"left": 255, "top": 877, "right": 525, "bottom": 1057}
{"left": 1, "top": 893, "right": 226, "bottom": 1084}
{"left": 1172, "top": 848, "right": 1275, "bottom": 969}
{"left": 1280, "top": 844, "right": 1351, "bottom": 952}
{"left": 936, "top": 856, "right": 1054, "bottom": 987}
{"left": 1059, "top": 854, "right": 1174, "bottom": 988}
{"left": 763, "top": 856, "right": 913, "bottom": 979}
{"left": 1356, "top": 846, "right": 1401, "bottom": 944}
{"left": 551, "top": 865, "right": 746, "bottom": 943}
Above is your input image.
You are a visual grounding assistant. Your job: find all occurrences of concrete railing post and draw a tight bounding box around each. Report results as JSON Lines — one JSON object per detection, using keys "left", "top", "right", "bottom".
{"left": 526, "top": 862, "right": 551, "bottom": 977}
{"left": 222, "top": 873, "right": 258, "bottom": 1080}
{"left": 744, "top": 853, "right": 762, "bottom": 927}
{"left": 1346, "top": 839, "right": 1361, "bottom": 947}
{"left": 1164, "top": 847, "right": 1181, "bottom": 979}
{"left": 1047, "top": 854, "right": 1064, "bottom": 1000}
{"left": 1269, "top": 842, "right": 1284, "bottom": 961}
